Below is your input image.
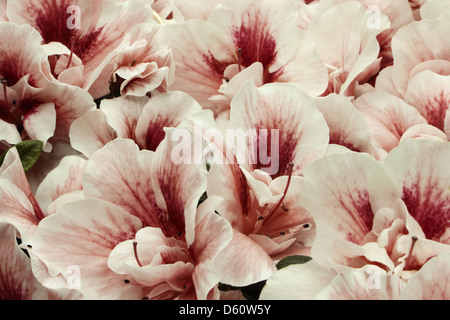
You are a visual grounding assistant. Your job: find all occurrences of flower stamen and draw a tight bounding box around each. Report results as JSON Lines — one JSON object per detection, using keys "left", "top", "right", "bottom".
{"left": 269, "top": 163, "right": 294, "bottom": 216}
{"left": 66, "top": 36, "right": 76, "bottom": 69}
{"left": 133, "top": 241, "right": 143, "bottom": 267}
{"left": 404, "top": 235, "right": 419, "bottom": 268}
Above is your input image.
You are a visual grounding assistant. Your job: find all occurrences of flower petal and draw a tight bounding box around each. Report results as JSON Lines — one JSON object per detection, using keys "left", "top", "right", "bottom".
{"left": 0, "top": 223, "right": 47, "bottom": 300}
{"left": 35, "top": 155, "right": 86, "bottom": 214}
{"left": 135, "top": 91, "right": 202, "bottom": 151}
{"left": 259, "top": 260, "right": 336, "bottom": 300}
{"left": 30, "top": 198, "right": 143, "bottom": 300}
{"left": 354, "top": 90, "right": 427, "bottom": 152}
{"left": 302, "top": 152, "right": 379, "bottom": 267}
{"left": 230, "top": 80, "right": 329, "bottom": 177}
{"left": 370, "top": 139, "right": 450, "bottom": 244}
{"left": 69, "top": 109, "right": 117, "bottom": 158}
{"left": 400, "top": 252, "right": 450, "bottom": 299}
{"left": 83, "top": 138, "right": 164, "bottom": 228}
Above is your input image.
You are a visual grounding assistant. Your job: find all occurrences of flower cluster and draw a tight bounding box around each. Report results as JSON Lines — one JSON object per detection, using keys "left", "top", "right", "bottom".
{"left": 0, "top": 0, "right": 449, "bottom": 300}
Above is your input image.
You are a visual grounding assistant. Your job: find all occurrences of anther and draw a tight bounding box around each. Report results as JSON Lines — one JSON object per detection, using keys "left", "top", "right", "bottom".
{"left": 133, "top": 241, "right": 143, "bottom": 267}
{"left": 66, "top": 36, "right": 76, "bottom": 69}
{"left": 404, "top": 236, "right": 419, "bottom": 268}
{"left": 269, "top": 163, "right": 294, "bottom": 216}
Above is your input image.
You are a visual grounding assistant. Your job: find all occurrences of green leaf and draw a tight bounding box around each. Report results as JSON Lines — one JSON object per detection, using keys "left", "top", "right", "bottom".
{"left": 276, "top": 255, "right": 312, "bottom": 270}
{"left": 0, "top": 140, "right": 44, "bottom": 172}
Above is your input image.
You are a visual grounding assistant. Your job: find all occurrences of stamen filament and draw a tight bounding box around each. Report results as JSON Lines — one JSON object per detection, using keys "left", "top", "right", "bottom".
{"left": 66, "top": 36, "right": 76, "bottom": 69}
{"left": 404, "top": 236, "right": 419, "bottom": 268}
{"left": 133, "top": 241, "right": 143, "bottom": 267}
{"left": 269, "top": 163, "right": 294, "bottom": 216}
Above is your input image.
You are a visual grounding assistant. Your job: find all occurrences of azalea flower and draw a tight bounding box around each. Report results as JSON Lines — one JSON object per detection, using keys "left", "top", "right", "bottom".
{"left": 109, "top": 22, "right": 174, "bottom": 97}
{"left": 163, "top": 0, "right": 328, "bottom": 116}
{"left": 29, "top": 130, "right": 275, "bottom": 299}
{"left": 69, "top": 91, "right": 203, "bottom": 157}
{"left": 0, "top": 22, "right": 94, "bottom": 150}
{"left": 1, "top": 0, "right": 449, "bottom": 302}
{"left": 5, "top": 0, "right": 155, "bottom": 99}
{"left": 260, "top": 138, "right": 450, "bottom": 299}
{"left": 308, "top": 1, "right": 390, "bottom": 96}
{"left": 204, "top": 81, "right": 329, "bottom": 262}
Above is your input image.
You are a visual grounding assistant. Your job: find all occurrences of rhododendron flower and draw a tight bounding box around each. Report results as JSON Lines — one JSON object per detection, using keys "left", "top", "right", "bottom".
{"left": 204, "top": 81, "right": 329, "bottom": 262}
{"left": 260, "top": 252, "right": 450, "bottom": 299}
{"left": 109, "top": 22, "right": 174, "bottom": 97}
{"left": 163, "top": 0, "right": 328, "bottom": 116}
{"left": 30, "top": 132, "right": 275, "bottom": 299}
{"left": 5, "top": 0, "right": 155, "bottom": 99}
{"left": 259, "top": 138, "right": 450, "bottom": 299}
{"left": 308, "top": 1, "right": 390, "bottom": 96}
{"left": 1, "top": 0, "right": 449, "bottom": 302}
{"left": 69, "top": 91, "right": 203, "bottom": 157}
{"left": 0, "top": 22, "right": 94, "bottom": 149}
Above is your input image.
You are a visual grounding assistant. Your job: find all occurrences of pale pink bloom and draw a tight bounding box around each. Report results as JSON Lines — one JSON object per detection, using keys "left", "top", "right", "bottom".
{"left": 403, "top": 70, "right": 450, "bottom": 139}
{"left": 261, "top": 139, "right": 450, "bottom": 300}
{"left": 308, "top": 1, "right": 390, "bottom": 96}
{"left": 110, "top": 22, "right": 174, "bottom": 97}
{"left": 70, "top": 91, "right": 203, "bottom": 157}
{"left": 6, "top": 0, "right": 154, "bottom": 99}
{"left": 262, "top": 251, "right": 450, "bottom": 300}
{"left": 206, "top": 82, "right": 329, "bottom": 260}
{"left": 35, "top": 155, "right": 86, "bottom": 216}
{"left": 389, "top": 18, "right": 450, "bottom": 97}
{"left": 354, "top": 90, "right": 429, "bottom": 153}
{"left": 163, "top": 0, "right": 328, "bottom": 116}
{"left": 0, "top": 147, "right": 46, "bottom": 243}
{"left": 300, "top": 139, "right": 449, "bottom": 277}
{"left": 31, "top": 135, "right": 275, "bottom": 299}
{"left": 399, "top": 251, "right": 450, "bottom": 299}
{"left": 0, "top": 22, "right": 95, "bottom": 148}
{"left": 314, "top": 93, "right": 382, "bottom": 158}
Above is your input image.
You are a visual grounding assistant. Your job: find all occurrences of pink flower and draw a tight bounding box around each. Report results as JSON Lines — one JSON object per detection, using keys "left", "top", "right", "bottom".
{"left": 260, "top": 138, "right": 450, "bottom": 299}
{"left": 308, "top": 1, "right": 390, "bottom": 96}
{"left": 0, "top": 22, "right": 95, "bottom": 151}
{"left": 206, "top": 81, "right": 329, "bottom": 260}
{"left": 0, "top": 222, "right": 46, "bottom": 300}
{"left": 110, "top": 22, "right": 174, "bottom": 97}
{"left": 69, "top": 91, "right": 204, "bottom": 157}
{"left": 30, "top": 134, "right": 275, "bottom": 299}
{"left": 163, "top": 0, "right": 328, "bottom": 116}
{"left": 5, "top": 0, "right": 155, "bottom": 99}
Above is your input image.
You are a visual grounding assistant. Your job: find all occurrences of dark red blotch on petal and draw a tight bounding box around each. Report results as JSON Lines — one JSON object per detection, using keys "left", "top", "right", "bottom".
{"left": 403, "top": 183, "right": 450, "bottom": 243}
